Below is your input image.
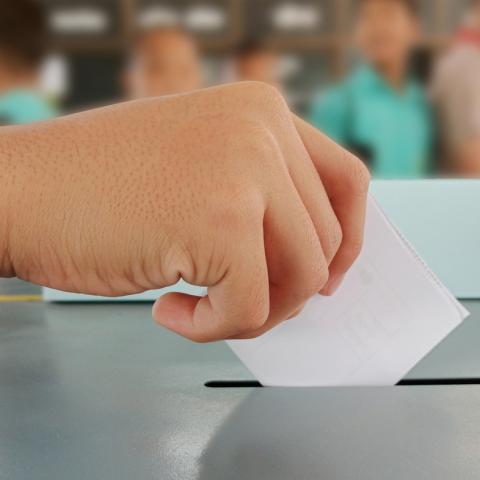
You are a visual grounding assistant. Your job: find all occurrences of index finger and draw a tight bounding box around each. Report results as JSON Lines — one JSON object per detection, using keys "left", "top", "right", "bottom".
{"left": 152, "top": 219, "right": 270, "bottom": 343}
{"left": 293, "top": 116, "right": 371, "bottom": 295}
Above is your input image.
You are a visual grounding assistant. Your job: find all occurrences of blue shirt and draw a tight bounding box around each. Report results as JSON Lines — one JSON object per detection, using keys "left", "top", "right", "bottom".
{"left": 0, "top": 90, "right": 57, "bottom": 125}
{"left": 309, "top": 66, "right": 434, "bottom": 179}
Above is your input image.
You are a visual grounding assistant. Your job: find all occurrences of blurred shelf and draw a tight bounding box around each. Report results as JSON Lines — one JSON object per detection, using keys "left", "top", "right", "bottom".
{"left": 266, "top": 35, "right": 343, "bottom": 51}
{"left": 45, "top": 0, "right": 461, "bottom": 54}
{"left": 44, "top": 0, "right": 466, "bottom": 111}
{"left": 419, "top": 36, "right": 451, "bottom": 49}
{"left": 51, "top": 38, "right": 125, "bottom": 53}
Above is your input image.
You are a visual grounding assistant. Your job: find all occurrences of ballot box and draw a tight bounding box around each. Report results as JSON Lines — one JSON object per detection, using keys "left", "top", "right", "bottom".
{"left": 371, "top": 180, "right": 480, "bottom": 299}
{"left": 43, "top": 179, "right": 480, "bottom": 301}
{"left": 1, "top": 300, "right": 480, "bottom": 479}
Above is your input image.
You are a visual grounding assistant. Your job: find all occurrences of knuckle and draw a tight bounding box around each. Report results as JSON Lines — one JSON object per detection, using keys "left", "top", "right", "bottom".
{"left": 234, "top": 192, "right": 265, "bottom": 231}
{"left": 241, "top": 296, "right": 269, "bottom": 331}
{"left": 246, "top": 124, "right": 282, "bottom": 163}
{"left": 312, "top": 262, "right": 330, "bottom": 293}
{"left": 210, "top": 186, "right": 264, "bottom": 235}
{"left": 230, "top": 121, "right": 283, "bottom": 174}
{"left": 344, "top": 152, "right": 371, "bottom": 193}
{"left": 296, "top": 227, "right": 330, "bottom": 297}
{"left": 302, "top": 260, "right": 329, "bottom": 298}
{"left": 262, "top": 83, "right": 288, "bottom": 110}
{"left": 242, "top": 81, "right": 286, "bottom": 106}
{"left": 343, "top": 237, "right": 364, "bottom": 265}
{"left": 327, "top": 217, "right": 343, "bottom": 259}
{"left": 240, "top": 81, "right": 290, "bottom": 120}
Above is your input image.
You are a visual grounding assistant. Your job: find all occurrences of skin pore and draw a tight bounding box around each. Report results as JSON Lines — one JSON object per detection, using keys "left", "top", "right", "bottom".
{"left": 0, "top": 82, "right": 369, "bottom": 342}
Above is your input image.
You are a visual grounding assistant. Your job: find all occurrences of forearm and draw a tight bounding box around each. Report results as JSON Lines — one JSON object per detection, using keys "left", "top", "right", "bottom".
{"left": 0, "top": 98, "right": 186, "bottom": 289}
{"left": 0, "top": 201, "right": 11, "bottom": 277}
{"left": 0, "top": 91, "right": 242, "bottom": 283}
{"left": 0, "top": 128, "right": 15, "bottom": 277}
{"left": 0, "top": 106, "right": 157, "bottom": 282}
{"left": 0, "top": 82, "right": 370, "bottom": 343}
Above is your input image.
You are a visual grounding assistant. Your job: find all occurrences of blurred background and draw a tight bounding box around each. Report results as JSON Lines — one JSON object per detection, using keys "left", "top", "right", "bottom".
{"left": 1, "top": 0, "right": 480, "bottom": 297}
{"left": 1, "top": 0, "right": 480, "bottom": 178}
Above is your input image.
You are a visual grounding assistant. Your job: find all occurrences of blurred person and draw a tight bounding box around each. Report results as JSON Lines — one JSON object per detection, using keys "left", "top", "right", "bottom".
{"left": 234, "top": 40, "right": 283, "bottom": 91}
{"left": 124, "top": 27, "right": 202, "bottom": 98}
{"left": 432, "top": 0, "right": 480, "bottom": 176}
{"left": 0, "top": 0, "right": 57, "bottom": 125}
{"left": 310, "top": 0, "right": 433, "bottom": 179}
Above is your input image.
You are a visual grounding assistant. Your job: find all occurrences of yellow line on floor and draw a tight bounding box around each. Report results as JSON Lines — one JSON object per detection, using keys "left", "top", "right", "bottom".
{"left": 0, "top": 295, "right": 43, "bottom": 303}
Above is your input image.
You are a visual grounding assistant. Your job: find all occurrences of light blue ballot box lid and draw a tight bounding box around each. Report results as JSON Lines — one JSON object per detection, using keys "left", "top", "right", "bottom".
{"left": 370, "top": 179, "right": 480, "bottom": 299}
{"left": 43, "top": 179, "right": 480, "bottom": 302}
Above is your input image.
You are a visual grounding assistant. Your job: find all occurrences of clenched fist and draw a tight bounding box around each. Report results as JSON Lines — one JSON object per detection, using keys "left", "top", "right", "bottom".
{"left": 0, "top": 82, "right": 369, "bottom": 342}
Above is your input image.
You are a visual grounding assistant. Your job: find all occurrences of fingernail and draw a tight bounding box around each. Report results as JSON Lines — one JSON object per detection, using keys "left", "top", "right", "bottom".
{"left": 321, "top": 274, "right": 345, "bottom": 296}
{"left": 152, "top": 297, "right": 180, "bottom": 327}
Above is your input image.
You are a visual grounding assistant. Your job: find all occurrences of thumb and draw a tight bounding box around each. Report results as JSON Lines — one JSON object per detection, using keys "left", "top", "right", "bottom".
{"left": 152, "top": 235, "right": 269, "bottom": 343}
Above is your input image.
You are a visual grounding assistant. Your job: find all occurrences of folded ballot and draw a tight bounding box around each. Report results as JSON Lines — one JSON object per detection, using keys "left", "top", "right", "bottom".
{"left": 228, "top": 196, "right": 469, "bottom": 387}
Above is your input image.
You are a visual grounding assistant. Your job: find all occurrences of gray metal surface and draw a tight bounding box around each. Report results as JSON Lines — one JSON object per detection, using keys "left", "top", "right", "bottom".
{"left": 0, "top": 278, "right": 41, "bottom": 296}
{"left": 0, "top": 301, "right": 479, "bottom": 479}
{"left": 407, "top": 300, "right": 480, "bottom": 380}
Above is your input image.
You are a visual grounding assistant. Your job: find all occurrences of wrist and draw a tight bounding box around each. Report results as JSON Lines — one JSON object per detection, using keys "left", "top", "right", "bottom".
{"left": 0, "top": 217, "right": 12, "bottom": 278}
{"left": 0, "top": 131, "right": 14, "bottom": 277}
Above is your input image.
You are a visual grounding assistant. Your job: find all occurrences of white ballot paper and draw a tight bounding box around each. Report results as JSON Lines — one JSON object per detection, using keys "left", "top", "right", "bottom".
{"left": 227, "top": 196, "right": 469, "bottom": 387}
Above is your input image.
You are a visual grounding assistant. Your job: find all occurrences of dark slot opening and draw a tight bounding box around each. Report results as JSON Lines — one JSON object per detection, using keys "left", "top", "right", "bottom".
{"left": 205, "top": 379, "right": 480, "bottom": 388}
{"left": 205, "top": 381, "right": 263, "bottom": 388}
{"left": 398, "top": 378, "right": 480, "bottom": 386}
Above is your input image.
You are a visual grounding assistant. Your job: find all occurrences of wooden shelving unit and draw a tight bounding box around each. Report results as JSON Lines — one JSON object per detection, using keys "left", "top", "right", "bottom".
{"left": 43, "top": 0, "right": 468, "bottom": 53}
{"left": 40, "top": 0, "right": 470, "bottom": 110}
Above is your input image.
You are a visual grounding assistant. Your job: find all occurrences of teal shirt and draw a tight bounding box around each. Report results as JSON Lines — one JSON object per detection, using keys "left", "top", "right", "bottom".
{"left": 309, "top": 66, "right": 433, "bottom": 179}
{"left": 0, "top": 90, "right": 57, "bottom": 125}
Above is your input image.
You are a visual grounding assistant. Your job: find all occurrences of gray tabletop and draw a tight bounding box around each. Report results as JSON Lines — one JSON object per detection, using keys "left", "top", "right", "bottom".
{"left": 1, "top": 300, "right": 479, "bottom": 479}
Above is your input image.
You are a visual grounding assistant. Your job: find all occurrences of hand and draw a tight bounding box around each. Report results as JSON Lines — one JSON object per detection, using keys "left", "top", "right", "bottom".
{"left": 0, "top": 82, "right": 369, "bottom": 342}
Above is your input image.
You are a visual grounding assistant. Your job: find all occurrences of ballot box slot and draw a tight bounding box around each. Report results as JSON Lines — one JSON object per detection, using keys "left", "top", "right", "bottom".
{"left": 398, "top": 378, "right": 480, "bottom": 386}
{"left": 205, "top": 381, "right": 263, "bottom": 388}
{"left": 205, "top": 379, "right": 480, "bottom": 388}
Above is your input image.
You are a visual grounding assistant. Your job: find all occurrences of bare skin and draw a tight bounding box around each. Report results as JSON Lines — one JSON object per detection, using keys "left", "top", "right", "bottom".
{"left": 0, "top": 82, "right": 370, "bottom": 342}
